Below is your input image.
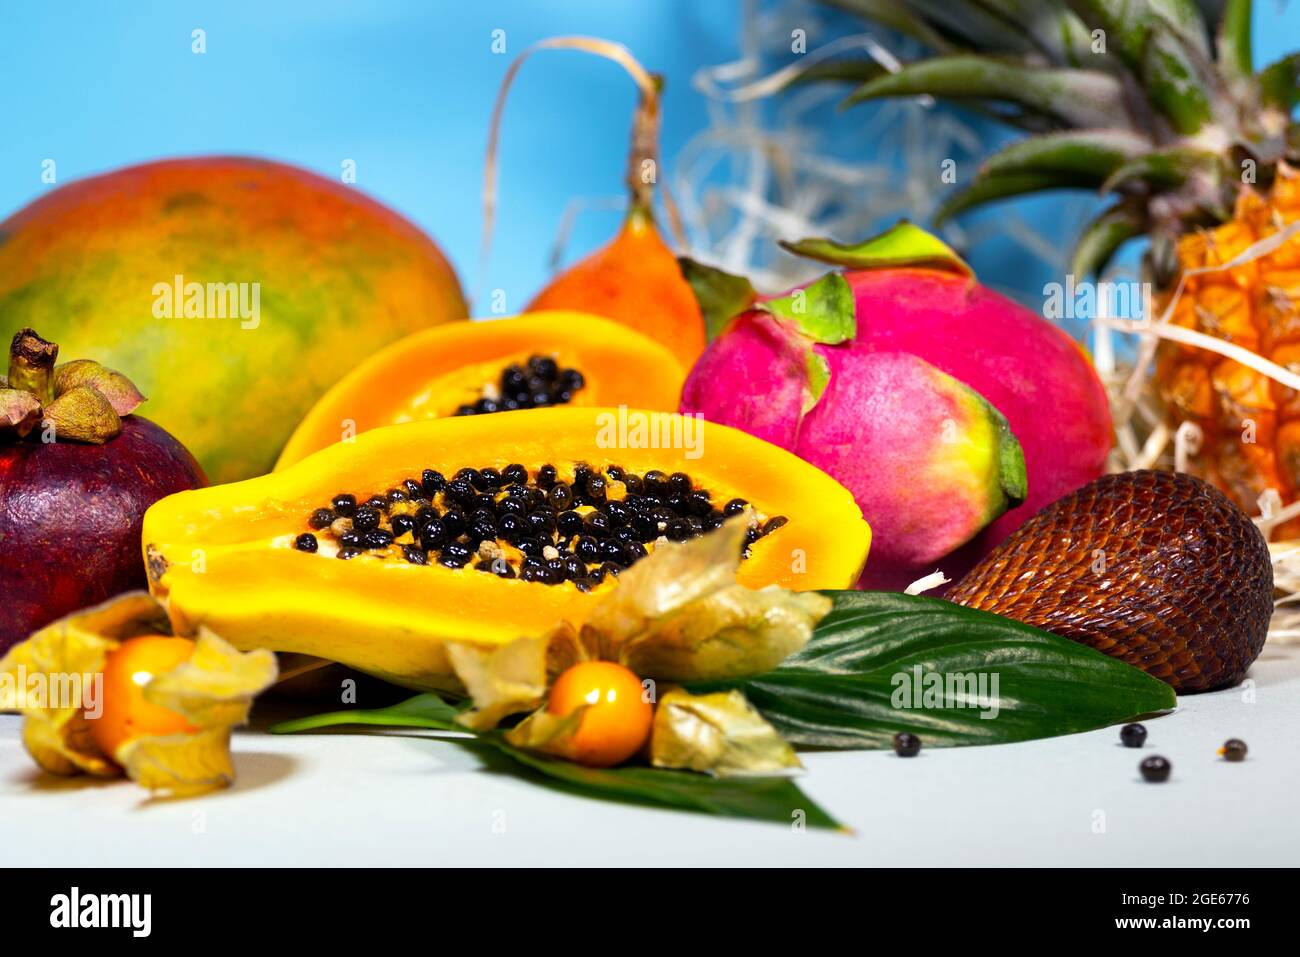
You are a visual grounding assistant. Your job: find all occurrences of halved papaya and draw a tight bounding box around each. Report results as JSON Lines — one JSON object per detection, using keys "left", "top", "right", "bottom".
{"left": 276, "top": 311, "right": 686, "bottom": 468}
{"left": 144, "top": 408, "right": 870, "bottom": 691}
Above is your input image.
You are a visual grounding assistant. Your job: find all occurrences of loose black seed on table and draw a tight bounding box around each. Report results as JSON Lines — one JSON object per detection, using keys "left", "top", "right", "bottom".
{"left": 1140, "top": 755, "right": 1171, "bottom": 782}
{"left": 1220, "top": 739, "right": 1248, "bottom": 761}
{"left": 893, "top": 732, "right": 922, "bottom": 757}
{"left": 1120, "top": 723, "right": 1147, "bottom": 748}
{"left": 294, "top": 533, "right": 318, "bottom": 553}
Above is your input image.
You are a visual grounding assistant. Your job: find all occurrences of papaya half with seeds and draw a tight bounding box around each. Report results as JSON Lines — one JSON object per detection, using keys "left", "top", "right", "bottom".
{"left": 276, "top": 312, "right": 686, "bottom": 469}
{"left": 144, "top": 408, "right": 870, "bottom": 691}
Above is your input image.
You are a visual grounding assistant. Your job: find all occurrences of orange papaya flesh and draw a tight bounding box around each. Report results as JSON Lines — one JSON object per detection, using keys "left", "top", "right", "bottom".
{"left": 144, "top": 409, "right": 870, "bottom": 691}
{"left": 527, "top": 210, "right": 707, "bottom": 370}
{"left": 276, "top": 311, "right": 686, "bottom": 469}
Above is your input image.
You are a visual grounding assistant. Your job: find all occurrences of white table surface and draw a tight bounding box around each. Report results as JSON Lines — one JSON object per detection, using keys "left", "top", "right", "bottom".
{"left": 3, "top": 643, "right": 1297, "bottom": 867}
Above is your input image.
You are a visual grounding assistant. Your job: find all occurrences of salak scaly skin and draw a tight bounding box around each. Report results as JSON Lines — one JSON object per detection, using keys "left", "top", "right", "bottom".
{"left": 949, "top": 470, "right": 1272, "bottom": 693}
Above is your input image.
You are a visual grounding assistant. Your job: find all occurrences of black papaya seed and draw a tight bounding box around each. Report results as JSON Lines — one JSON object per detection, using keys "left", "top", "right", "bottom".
{"left": 421, "top": 469, "right": 445, "bottom": 495}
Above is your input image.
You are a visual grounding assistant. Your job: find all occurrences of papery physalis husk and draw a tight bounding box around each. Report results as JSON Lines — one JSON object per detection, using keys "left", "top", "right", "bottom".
{"left": 650, "top": 687, "right": 801, "bottom": 777}
{"left": 0, "top": 592, "right": 276, "bottom": 794}
{"left": 502, "top": 705, "right": 588, "bottom": 759}
{"left": 448, "top": 623, "right": 592, "bottom": 731}
{"left": 584, "top": 514, "right": 831, "bottom": 681}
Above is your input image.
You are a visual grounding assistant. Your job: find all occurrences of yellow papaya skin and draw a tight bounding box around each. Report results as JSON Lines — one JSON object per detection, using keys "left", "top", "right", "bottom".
{"left": 276, "top": 311, "right": 687, "bottom": 469}
{"left": 143, "top": 408, "right": 870, "bottom": 691}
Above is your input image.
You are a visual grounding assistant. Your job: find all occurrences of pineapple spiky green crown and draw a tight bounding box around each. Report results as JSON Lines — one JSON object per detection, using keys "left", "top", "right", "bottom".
{"left": 815, "top": 0, "right": 1299, "bottom": 282}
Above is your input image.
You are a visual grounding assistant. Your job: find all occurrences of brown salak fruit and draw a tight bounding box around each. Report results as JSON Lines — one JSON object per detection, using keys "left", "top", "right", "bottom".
{"left": 948, "top": 470, "right": 1272, "bottom": 693}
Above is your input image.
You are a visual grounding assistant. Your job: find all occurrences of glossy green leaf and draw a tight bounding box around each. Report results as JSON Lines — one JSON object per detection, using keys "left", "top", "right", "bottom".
{"left": 691, "top": 591, "right": 1177, "bottom": 750}
{"left": 677, "top": 258, "right": 757, "bottom": 342}
{"left": 497, "top": 743, "right": 841, "bottom": 830}
{"left": 780, "top": 222, "right": 972, "bottom": 276}
{"left": 272, "top": 693, "right": 842, "bottom": 830}
{"left": 844, "top": 56, "right": 1128, "bottom": 129}
{"left": 758, "top": 272, "right": 856, "bottom": 345}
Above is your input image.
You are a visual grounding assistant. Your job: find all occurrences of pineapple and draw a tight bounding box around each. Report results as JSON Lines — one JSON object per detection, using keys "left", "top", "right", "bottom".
{"left": 818, "top": 0, "right": 1300, "bottom": 522}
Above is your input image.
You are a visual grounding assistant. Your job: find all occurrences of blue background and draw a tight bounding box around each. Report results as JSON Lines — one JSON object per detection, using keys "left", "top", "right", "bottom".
{"left": 1, "top": 1, "right": 1297, "bottom": 313}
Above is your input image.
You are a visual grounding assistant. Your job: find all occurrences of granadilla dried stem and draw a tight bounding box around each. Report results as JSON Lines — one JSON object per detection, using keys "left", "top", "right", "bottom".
{"left": 7, "top": 329, "right": 57, "bottom": 405}
{"left": 477, "top": 35, "right": 686, "bottom": 304}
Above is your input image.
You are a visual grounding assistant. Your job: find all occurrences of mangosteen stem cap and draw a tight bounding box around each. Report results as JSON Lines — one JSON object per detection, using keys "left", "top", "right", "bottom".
{"left": 8, "top": 328, "right": 58, "bottom": 404}
{"left": 0, "top": 328, "right": 145, "bottom": 444}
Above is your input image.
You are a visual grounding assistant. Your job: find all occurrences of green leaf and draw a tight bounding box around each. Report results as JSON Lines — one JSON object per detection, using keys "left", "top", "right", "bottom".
{"left": 271, "top": 692, "right": 463, "bottom": 734}
{"left": 979, "top": 129, "right": 1152, "bottom": 182}
{"left": 843, "top": 55, "right": 1129, "bottom": 129}
{"left": 757, "top": 272, "right": 856, "bottom": 345}
{"left": 780, "top": 222, "right": 972, "bottom": 276}
{"left": 677, "top": 258, "right": 757, "bottom": 343}
{"left": 1071, "top": 202, "right": 1147, "bottom": 278}
{"left": 1215, "top": 0, "right": 1253, "bottom": 84}
{"left": 271, "top": 693, "right": 843, "bottom": 830}
{"left": 785, "top": 58, "right": 886, "bottom": 88}
{"left": 496, "top": 741, "right": 842, "bottom": 830}
{"left": 691, "top": 591, "right": 1176, "bottom": 750}
{"left": 1258, "top": 53, "right": 1300, "bottom": 111}
{"left": 1140, "top": 24, "right": 1215, "bottom": 134}
{"left": 820, "top": 0, "right": 958, "bottom": 53}
{"left": 1099, "top": 148, "right": 1219, "bottom": 193}
{"left": 935, "top": 170, "right": 1086, "bottom": 223}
